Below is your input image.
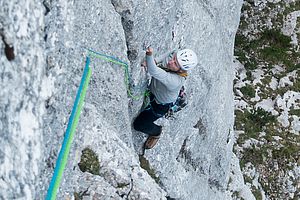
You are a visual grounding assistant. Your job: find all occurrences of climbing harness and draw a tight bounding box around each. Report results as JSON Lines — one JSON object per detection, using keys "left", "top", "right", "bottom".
{"left": 142, "top": 86, "right": 188, "bottom": 120}
{"left": 46, "top": 48, "right": 149, "bottom": 200}
{"left": 165, "top": 86, "right": 188, "bottom": 118}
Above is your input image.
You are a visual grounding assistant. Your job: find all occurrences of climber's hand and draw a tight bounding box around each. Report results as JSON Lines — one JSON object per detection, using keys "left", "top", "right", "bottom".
{"left": 146, "top": 47, "right": 153, "bottom": 56}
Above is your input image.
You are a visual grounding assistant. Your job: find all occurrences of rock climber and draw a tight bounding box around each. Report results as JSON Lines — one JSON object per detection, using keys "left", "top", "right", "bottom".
{"left": 133, "top": 47, "right": 198, "bottom": 149}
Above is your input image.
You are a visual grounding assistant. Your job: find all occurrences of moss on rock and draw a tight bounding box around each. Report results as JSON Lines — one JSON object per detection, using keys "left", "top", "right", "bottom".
{"left": 78, "top": 148, "right": 100, "bottom": 175}
{"left": 139, "top": 155, "right": 160, "bottom": 184}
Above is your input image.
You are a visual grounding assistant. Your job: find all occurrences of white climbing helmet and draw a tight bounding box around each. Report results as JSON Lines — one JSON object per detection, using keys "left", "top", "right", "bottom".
{"left": 176, "top": 49, "right": 198, "bottom": 71}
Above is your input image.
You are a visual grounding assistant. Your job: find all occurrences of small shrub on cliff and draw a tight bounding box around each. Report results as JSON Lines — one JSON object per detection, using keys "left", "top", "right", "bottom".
{"left": 247, "top": 108, "right": 276, "bottom": 129}
{"left": 240, "top": 84, "right": 256, "bottom": 98}
{"left": 78, "top": 148, "right": 100, "bottom": 175}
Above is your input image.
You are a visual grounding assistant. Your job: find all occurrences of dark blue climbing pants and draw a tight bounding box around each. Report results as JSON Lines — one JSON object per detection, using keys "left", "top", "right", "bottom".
{"left": 133, "top": 94, "right": 173, "bottom": 136}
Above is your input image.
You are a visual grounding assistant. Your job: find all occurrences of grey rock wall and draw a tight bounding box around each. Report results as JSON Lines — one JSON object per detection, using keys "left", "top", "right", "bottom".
{"left": 0, "top": 0, "right": 45, "bottom": 199}
{"left": 0, "top": 0, "right": 243, "bottom": 199}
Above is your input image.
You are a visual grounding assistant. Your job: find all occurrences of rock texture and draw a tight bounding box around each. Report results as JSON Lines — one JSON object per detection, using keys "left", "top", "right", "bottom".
{"left": 233, "top": 1, "right": 300, "bottom": 199}
{"left": 0, "top": 0, "right": 243, "bottom": 199}
{"left": 0, "top": 0, "right": 45, "bottom": 199}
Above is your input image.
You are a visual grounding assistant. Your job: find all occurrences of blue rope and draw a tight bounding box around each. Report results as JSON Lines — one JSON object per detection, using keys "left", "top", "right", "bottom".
{"left": 83, "top": 47, "right": 149, "bottom": 99}
{"left": 83, "top": 47, "right": 128, "bottom": 66}
{"left": 45, "top": 57, "right": 91, "bottom": 200}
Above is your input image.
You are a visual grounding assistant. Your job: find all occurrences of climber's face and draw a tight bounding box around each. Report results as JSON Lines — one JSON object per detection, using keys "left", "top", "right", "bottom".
{"left": 167, "top": 55, "right": 181, "bottom": 72}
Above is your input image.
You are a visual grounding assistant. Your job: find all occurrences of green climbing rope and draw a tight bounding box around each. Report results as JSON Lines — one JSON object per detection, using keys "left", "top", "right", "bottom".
{"left": 46, "top": 48, "right": 149, "bottom": 200}
{"left": 46, "top": 57, "right": 92, "bottom": 200}
{"left": 86, "top": 49, "right": 150, "bottom": 100}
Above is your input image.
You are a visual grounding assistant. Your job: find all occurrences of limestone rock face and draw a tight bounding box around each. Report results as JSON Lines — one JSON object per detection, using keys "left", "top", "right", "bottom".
{"left": 0, "top": 0, "right": 243, "bottom": 199}
{"left": 0, "top": 0, "right": 45, "bottom": 199}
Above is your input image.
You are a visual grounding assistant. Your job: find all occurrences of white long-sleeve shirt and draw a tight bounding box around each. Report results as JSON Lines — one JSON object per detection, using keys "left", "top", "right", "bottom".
{"left": 146, "top": 54, "right": 185, "bottom": 104}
